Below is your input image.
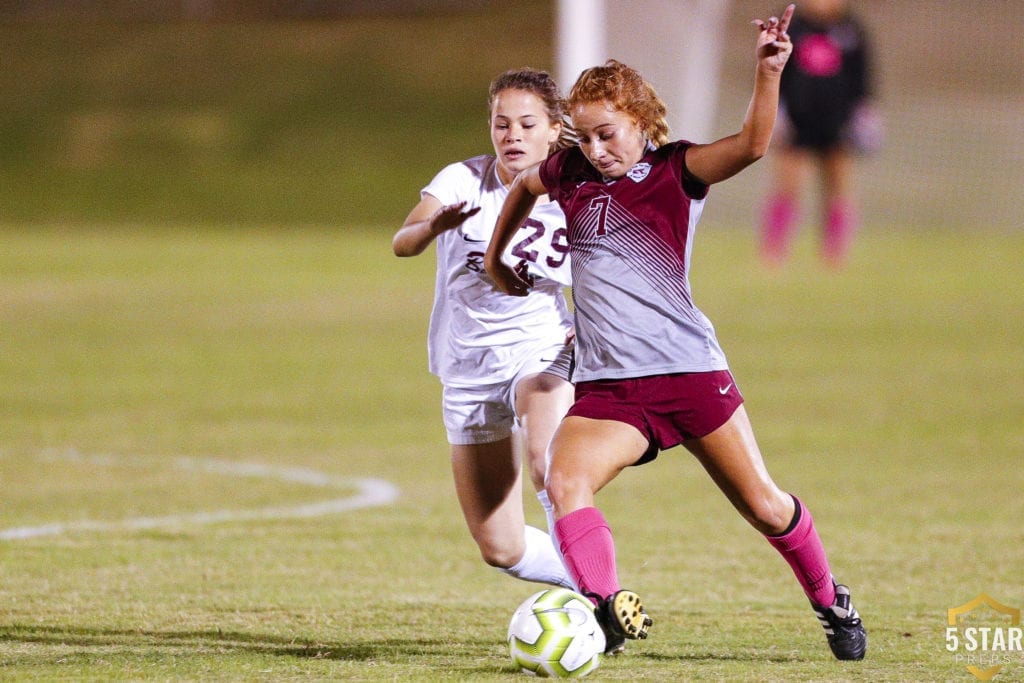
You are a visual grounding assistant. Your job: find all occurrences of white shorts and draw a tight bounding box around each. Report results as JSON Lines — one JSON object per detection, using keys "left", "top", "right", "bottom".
{"left": 441, "top": 341, "right": 573, "bottom": 445}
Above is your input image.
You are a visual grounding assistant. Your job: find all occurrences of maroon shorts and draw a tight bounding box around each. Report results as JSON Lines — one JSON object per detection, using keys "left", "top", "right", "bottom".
{"left": 566, "top": 370, "right": 743, "bottom": 465}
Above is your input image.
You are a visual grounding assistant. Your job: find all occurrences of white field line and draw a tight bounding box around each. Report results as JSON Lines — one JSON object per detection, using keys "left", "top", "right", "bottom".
{"left": 0, "top": 451, "right": 400, "bottom": 540}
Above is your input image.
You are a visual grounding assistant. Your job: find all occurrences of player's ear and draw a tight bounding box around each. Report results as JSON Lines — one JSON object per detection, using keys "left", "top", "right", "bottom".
{"left": 548, "top": 120, "right": 562, "bottom": 147}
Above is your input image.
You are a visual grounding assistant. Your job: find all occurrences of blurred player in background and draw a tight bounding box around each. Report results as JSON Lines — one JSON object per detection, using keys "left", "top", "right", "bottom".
{"left": 759, "top": 0, "right": 881, "bottom": 268}
{"left": 487, "top": 6, "right": 867, "bottom": 661}
{"left": 393, "top": 69, "right": 576, "bottom": 589}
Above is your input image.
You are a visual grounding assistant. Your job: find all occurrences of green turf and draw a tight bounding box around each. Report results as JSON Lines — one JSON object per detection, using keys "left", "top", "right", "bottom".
{"left": 1, "top": 224, "right": 1021, "bottom": 681}
{"left": 0, "top": 5, "right": 553, "bottom": 227}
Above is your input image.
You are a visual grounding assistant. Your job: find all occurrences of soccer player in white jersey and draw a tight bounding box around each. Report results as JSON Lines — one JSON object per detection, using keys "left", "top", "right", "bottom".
{"left": 486, "top": 6, "right": 867, "bottom": 662}
{"left": 393, "top": 69, "right": 576, "bottom": 590}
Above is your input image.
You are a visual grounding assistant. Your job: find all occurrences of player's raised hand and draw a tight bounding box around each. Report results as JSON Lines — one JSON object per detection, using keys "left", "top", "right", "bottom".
{"left": 753, "top": 4, "right": 795, "bottom": 73}
{"left": 429, "top": 201, "right": 481, "bottom": 235}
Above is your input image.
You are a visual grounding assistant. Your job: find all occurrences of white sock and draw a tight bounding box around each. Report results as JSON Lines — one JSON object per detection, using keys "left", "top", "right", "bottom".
{"left": 500, "top": 525, "right": 576, "bottom": 590}
{"left": 536, "top": 489, "right": 577, "bottom": 590}
{"left": 536, "top": 489, "right": 557, "bottom": 537}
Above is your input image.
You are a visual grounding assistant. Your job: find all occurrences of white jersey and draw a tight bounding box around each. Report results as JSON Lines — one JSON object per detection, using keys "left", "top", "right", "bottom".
{"left": 423, "top": 155, "right": 573, "bottom": 387}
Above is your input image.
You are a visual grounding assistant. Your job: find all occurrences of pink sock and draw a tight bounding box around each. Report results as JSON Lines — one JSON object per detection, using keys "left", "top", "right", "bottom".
{"left": 554, "top": 507, "right": 619, "bottom": 602}
{"left": 765, "top": 496, "right": 836, "bottom": 607}
{"left": 822, "top": 199, "right": 858, "bottom": 266}
{"left": 760, "top": 195, "right": 798, "bottom": 263}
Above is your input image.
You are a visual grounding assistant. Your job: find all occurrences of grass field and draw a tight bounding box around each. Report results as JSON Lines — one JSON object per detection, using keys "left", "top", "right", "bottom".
{"left": 1, "top": 224, "right": 1021, "bottom": 681}
{"left": 0, "top": 5, "right": 554, "bottom": 228}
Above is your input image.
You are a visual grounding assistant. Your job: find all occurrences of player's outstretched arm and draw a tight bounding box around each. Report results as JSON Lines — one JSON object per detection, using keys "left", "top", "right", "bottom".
{"left": 685, "top": 4, "right": 795, "bottom": 186}
{"left": 392, "top": 198, "right": 481, "bottom": 257}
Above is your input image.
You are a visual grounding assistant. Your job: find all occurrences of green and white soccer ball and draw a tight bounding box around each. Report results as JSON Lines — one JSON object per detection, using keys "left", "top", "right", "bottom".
{"left": 507, "top": 588, "right": 605, "bottom": 678}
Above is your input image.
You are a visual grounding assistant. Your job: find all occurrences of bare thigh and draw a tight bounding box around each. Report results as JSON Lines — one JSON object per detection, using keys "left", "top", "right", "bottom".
{"left": 514, "top": 371, "right": 574, "bottom": 493}
{"left": 683, "top": 405, "right": 794, "bottom": 535}
{"left": 545, "top": 416, "right": 649, "bottom": 520}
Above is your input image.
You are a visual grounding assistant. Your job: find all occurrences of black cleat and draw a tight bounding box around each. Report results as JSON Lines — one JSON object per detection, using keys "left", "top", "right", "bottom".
{"left": 812, "top": 582, "right": 867, "bottom": 661}
{"left": 588, "top": 590, "right": 652, "bottom": 655}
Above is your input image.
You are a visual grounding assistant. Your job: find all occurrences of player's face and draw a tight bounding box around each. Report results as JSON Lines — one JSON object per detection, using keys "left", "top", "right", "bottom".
{"left": 490, "top": 89, "right": 561, "bottom": 186}
{"left": 571, "top": 101, "right": 646, "bottom": 180}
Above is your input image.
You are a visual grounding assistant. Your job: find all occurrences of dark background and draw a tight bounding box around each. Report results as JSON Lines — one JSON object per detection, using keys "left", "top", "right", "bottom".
{"left": 1, "top": 0, "right": 1021, "bottom": 229}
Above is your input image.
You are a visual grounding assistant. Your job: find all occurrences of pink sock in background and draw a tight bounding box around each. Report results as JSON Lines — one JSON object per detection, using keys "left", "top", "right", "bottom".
{"left": 822, "top": 198, "right": 858, "bottom": 266}
{"left": 554, "top": 507, "right": 620, "bottom": 602}
{"left": 760, "top": 194, "right": 799, "bottom": 264}
{"left": 765, "top": 496, "right": 837, "bottom": 608}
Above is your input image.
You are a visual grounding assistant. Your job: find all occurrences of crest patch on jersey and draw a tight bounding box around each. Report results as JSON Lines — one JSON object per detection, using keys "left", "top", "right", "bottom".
{"left": 626, "top": 162, "right": 652, "bottom": 183}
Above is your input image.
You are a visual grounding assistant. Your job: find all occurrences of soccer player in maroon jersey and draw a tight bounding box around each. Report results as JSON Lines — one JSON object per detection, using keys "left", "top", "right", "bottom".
{"left": 486, "top": 5, "right": 867, "bottom": 661}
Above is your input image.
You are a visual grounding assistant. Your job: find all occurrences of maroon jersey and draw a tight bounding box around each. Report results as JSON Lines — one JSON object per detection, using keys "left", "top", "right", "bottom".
{"left": 538, "top": 142, "right": 729, "bottom": 382}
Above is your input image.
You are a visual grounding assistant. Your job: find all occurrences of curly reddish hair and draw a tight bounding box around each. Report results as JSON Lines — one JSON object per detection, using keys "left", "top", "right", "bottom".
{"left": 567, "top": 59, "right": 670, "bottom": 148}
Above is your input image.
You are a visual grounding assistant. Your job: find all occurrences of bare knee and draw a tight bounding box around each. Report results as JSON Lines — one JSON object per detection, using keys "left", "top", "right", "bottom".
{"left": 544, "top": 464, "right": 568, "bottom": 502}
{"left": 742, "top": 491, "right": 795, "bottom": 536}
{"left": 475, "top": 536, "right": 524, "bottom": 569}
{"left": 544, "top": 466, "right": 593, "bottom": 517}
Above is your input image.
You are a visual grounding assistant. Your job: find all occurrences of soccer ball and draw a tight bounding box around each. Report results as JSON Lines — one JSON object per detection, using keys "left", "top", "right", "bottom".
{"left": 507, "top": 588, "right": 605, "bottom": 677}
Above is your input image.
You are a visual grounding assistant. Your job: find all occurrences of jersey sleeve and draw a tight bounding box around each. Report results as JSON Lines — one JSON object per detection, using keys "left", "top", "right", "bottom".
{"left": 538, "top": 148, "right": 571, "bottom": 201}
{"left": 671, "top": 141, "right": 710, "bottom": 199}
{"left": 421, "top": 160, "right": 472, "bottom": 206}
